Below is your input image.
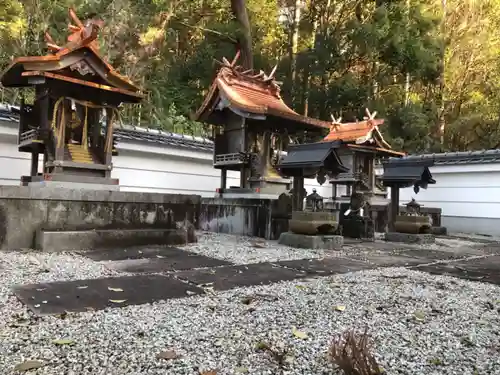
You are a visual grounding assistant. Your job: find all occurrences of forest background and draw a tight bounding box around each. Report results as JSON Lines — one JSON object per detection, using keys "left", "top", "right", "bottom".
{"left": 1, "top": 0, "right": 500, "bottom": 153}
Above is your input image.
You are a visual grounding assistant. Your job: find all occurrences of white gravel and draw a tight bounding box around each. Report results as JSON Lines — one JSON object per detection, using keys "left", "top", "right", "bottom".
{"left": 182, "top": 232, "right": 487, "bottom": 265}
{"left": 1, "top": 246, "right": 500, "bottom": 375}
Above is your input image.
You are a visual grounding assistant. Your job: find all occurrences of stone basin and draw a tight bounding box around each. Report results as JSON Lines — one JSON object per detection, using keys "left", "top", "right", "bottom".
{"left": 288, "top": 211, "right": 338, "bottom": 235}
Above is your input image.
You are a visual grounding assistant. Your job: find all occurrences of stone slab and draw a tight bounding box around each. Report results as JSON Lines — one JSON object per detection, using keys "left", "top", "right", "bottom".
{"left": 107, "top": 254, "right": 231, "bottom": 273}
{"left": 350, "top": 253, "right": 431, "bottom": 267}
{"left": 398, "top": 248, "right": 469, "bottom": 261}
{"left": 28, "top": 181, "right": 120, "bottom": 191}
{"left": 385, "top": 232, "right": 435, "bottom": 244}
{"left": 0, "top": 185, "right": 201, "bottom": 204}
{"left": 13, "top": 274, "right": 204, "bottom": 315}
{"left": 174, "top": 263, "right": 307, "bottom": 290}
{"left": 278, "top": 232, "right": 343, "bottom": 250}
{"left": 273, "top": 257, "right": 372, "bottom": 276}
{"left": 81, "top": 245, "right": 187, "bottom": 261}
{"left": 36, "top": 228, "right": 193, "bottom": 251}
{"left": 412, "top": 256, "right": 500, "bottom": 285}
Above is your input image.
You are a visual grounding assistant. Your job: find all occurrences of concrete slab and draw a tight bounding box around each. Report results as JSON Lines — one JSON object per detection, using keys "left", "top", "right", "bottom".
{"left": 385, "top": 232, "right": 435, "bottom": 244}
{"left": 108, "top": 254, "right": 231, "bottom": 273}
{"left": 81, "top": 246, "right": 187, "bottom": 261}
{"left": 273, "top": 257, "right": 372, "bottom": 275}
{"left": 174, "top": 263, "right": 307, "bottom": 290}
{"left": 412, "top": 256, "right": 500, "bottom": 285}
{"left": 13, "top": 274, "right": 204, "bottom": 315}
{"left": 278, "top": 232, "right": 343, "bottom": 250}
{"left": 36, "top": 228, "right": 194, "bottom": 252}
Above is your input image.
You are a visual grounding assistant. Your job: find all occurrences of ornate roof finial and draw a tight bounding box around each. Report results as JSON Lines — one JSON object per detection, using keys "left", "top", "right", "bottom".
{"left": 363, "top": 108, "right": 377, "bottom": 121}
{"left": 330, "top": 114, "right": 342, "bottom": 131}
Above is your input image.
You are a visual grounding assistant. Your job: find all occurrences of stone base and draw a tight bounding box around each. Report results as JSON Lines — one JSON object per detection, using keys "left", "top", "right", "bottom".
{"left": 278, "top": 231, "right": 343, "bottom": 250}
{"left": 27, "top": 180, "right": 120, "bottom": 191}
{"left": 432, "top": 226, "right": 448, "bottom": 236}
{"left": 36, "top": 228, "right": 196, "bottom": 252}
{"left": 385, "top": 232, "right": 435, "bottom": 244}
{"left": 0, "top": 186, "right": 200, "bottom": 250}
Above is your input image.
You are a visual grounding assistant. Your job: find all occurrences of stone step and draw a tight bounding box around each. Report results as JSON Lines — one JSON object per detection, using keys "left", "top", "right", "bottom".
{"left": 36, "top": 228, "right": 193, "bottom": 252}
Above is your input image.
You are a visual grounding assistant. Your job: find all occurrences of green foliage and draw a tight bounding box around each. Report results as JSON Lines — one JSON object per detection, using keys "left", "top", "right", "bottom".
{"left": 0, "top": 0, "right": 499, "bottom": 153}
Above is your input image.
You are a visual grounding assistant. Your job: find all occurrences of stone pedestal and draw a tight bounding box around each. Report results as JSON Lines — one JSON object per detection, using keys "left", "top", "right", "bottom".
{"left": 278, "top": 231, "right": 343, "bottom": 250}
{"left": 385, "top": 232, "right": 435, "bottom": 244}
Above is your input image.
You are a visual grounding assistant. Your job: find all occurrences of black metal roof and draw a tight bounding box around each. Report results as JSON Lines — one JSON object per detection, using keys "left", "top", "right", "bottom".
{"left": 277, "top": 140, "right": 349, "bottom": 176}
{"left": 381, "top": 157, "right": 436, "bottom": 192}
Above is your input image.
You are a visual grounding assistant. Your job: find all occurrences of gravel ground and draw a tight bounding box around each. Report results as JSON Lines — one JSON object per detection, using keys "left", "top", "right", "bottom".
{"left": 182, "top": 232, "right": 485, "bottom": 265}
{"left": 1, "top": 250, "right": 499, "bottom": 375}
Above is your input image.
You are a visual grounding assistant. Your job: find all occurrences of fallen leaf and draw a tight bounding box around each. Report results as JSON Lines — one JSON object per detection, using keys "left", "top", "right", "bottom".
{"left": 186, "top": 291, "right": 196, "bottom": 296}
{"left": 14, "top": 360, "right": 44, "bottom": 372}
{"left": 156, "top": 349, "right": 180, "bottom": 360}
{"left": 52, "top": 338, "right": 75, "bottom": 346}
{"left": 36, "top": 288, "right": 46, "bottom": 292}
{"left": 200, "top": 371, "right": 217, "bottom": 375}
{"left": 334, "top": 305, "right": 346, "bottom": 312}
{"left": 109, "top": 299, "right": 127, "bottom": 304}
{"left": 85, "top": 307, "right": 95, "bottom": 311}
{"left": 156, "top": 255, "right": 164, "bottom": 258}
{"left": 292, "top": 326, "right": 308, "bottom": 340}
{"left": 295, "top": 285, "right": 306, "bottom": 290}
{"left": 235, "top": 366, "right": 249, "bottom": 373}
{"left": 414, "top": 310, "right": 426, "bottom": 321}
{"left": 77, "top": 285, "right": 88, "bottom": 289}
{"left": 34, "top": 304, "right": 40, "bottom": 308}
{"left": 107, "top": 287, "right": 124, "bottom": 292}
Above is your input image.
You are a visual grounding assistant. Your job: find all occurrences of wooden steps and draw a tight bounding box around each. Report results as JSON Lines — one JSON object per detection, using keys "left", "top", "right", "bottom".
{"left": 67, "top": 144, "right": 93, "bottom": 164}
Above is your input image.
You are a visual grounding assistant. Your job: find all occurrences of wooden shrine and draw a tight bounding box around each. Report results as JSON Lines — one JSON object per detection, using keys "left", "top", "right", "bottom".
{"left": 194, "top": 52, "right": 330, "bottom": 196}
{"left": 0, "top": 8, "right": 143, "bottom": 188}
{"left": 324, "top": 109, "right": 406, "bottom": 204}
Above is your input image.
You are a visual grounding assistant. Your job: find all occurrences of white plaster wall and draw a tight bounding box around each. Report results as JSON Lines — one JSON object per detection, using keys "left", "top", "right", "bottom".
{"left": 5, "top": 117, "right": 500, "bottom": 234}
{"left": 113, "top": 140, "right": 330, "bottom": 197}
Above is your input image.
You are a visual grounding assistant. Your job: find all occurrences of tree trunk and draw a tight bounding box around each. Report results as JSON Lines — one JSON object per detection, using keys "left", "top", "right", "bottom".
{"left": 302, "top": 2, "right": 318, "bottom": 116}
{"left": 290, "top": 0, "right": 303, "bottom": 102}
{"left": 231, "top": 0, "right": 253, "bottom": 70}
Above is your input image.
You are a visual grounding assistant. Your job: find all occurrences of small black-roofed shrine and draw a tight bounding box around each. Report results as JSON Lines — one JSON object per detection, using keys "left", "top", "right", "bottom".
{"left": 381, "top": 156, "right": 437, "bottom": 233}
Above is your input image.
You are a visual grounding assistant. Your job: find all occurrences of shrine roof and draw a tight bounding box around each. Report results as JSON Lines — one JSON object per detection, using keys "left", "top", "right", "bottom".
{"left": 277, "top": 141, "right": 349, "bottom": 177}
{"left": 323, "top": 109, "right": 405, "bottom": 157}
{"left": 0, "top": 8, "right": 142, "bottom": 102}
{"left": 194, "top": 53, "right": 330, "bottom": 132}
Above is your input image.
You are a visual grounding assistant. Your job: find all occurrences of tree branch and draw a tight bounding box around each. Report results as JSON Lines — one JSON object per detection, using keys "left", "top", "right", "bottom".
{"left": 177, "top": 21, "right": 237, "bottom": 44}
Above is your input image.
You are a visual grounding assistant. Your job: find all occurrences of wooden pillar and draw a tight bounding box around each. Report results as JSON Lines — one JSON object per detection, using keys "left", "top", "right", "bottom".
{"left": 220, "top": 168, "right": 227, "bottom": 191}
{"left": 54, "top": 100, "right": 67, "bottom": 170}
{"left": 36, "top": 85, "right": 50, "bottom": 174}
{"left": 104, "top": 108, "right": 114, "bottom": 178}
{"left": 30, "top": 152, "right": 39, "bottom": 177}
{"left": 292, "top": 175, "right": 304, "bottom": 211}
{"left": 331, "top": 183, "right": 337, "bottom": 201}
{"left": 239, "top": 117, "right": 247, "bottom": 188}
{"left": 389, "top": 185, "right": 400, "bottom": 232}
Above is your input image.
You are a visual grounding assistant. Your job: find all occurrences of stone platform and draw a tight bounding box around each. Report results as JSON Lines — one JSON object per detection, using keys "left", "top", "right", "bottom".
{"left": 278, "top": 231, "right": 343, "bottom": 250}
{"left": 0, "top": 186, "right": 200, "bottom": 250}
{"left": 385, "top": 231, "right": 435, "bottom": 244}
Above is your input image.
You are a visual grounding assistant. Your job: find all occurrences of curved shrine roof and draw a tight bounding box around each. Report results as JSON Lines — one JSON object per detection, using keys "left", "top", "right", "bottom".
{"left": 194, "top": 53, "right": 330, "bottom": 132}
{"left": 0, "top": 8, "right": 143, "bottom": 103}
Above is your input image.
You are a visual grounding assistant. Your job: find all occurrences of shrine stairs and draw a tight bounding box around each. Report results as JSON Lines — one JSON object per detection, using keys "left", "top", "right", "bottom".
{"left": 66, "top": 144, "right": 95, "bottom": 164}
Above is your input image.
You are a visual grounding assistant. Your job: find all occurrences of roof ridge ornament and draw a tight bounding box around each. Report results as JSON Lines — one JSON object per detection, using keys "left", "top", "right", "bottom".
{"left": 329, "top": 114, "right": 342, "bottom": 131}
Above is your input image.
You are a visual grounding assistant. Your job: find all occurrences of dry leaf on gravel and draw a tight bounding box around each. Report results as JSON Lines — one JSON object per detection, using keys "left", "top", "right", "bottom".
{"left": 14, "top": 360, "right": 44, "bottom": 372}
{"left": 292, "top": 326, "right": 308, "bottom": 339}
{"left": 156, "top": 349, "right": 180, "bottom": 360}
